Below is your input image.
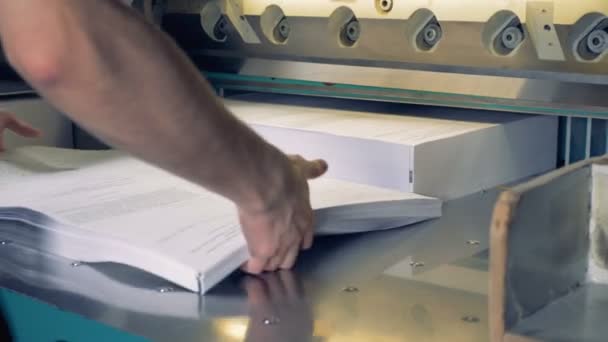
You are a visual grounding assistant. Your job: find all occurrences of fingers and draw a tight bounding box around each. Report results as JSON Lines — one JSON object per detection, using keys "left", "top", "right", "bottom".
{"left": 266, "top": 231, "right": 302, "bottom": 271}
{"left": 0, "top": 112, "right": 42, "bottom": 153}
{"left": 279, "top": 245, "right": 299, "bottom": 270}
{"left": 240, "top": 155, "right": 324, "bottom": 275}
{"left": 242, "top": 257, "right": 267, "bottom": 275}
{"left": 288, "top": 155, "right": 328, "bottom": 180}
{"left": 242, "top": 230, "right": 303, "bottom": 274}
{"left": 301, "top": 229, "right": 313, "bottom": 250}
{"left": 0, "top": 113, "right": 42, "bottom": 138}
{"left": 302, "top": 159, "right": 328, "bottom": 179}
{"left": 264, "top": 249, "right": 284, "bottom": 272}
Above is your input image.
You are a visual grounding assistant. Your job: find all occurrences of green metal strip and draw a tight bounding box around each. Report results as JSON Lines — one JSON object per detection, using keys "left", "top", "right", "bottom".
{"left": 205, "top": 72, "right": 608, "bottom": 118}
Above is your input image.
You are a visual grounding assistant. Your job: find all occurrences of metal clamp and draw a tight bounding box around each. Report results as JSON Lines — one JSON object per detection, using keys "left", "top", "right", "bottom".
{"left": 408, "top": 9, "right": 442, "bottom": 52}
{"left": 569, "top": 12, "right": 608, "bottom": 62}
{"left": 200, "top": 0, "right": 261, "bottom": 44}
{"left": 483, "top": 10, "right": 525, "bottom": 56}
{"left": 260, "top": 5, "right": 290, "bottom": 44}
{"left": 329, "top": 6, "right": 360, "bottom": 48}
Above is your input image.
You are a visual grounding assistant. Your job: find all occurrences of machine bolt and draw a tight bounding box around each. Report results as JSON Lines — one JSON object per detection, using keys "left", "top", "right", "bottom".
{"left": 501, "top": 26, "right": 524, "bottom": 49}
{"left": 277, "top": 17, "right": 290, "bottom": 40}
{"left": 410, "top": 261, "right": 425, "bottom": 268}
{"left": 345, "top": 20, "right": 361, "bottom": 44}
{"left": 587, "top": 29, "right": 608, "bottom": 55}
{"left": 422, "top": 23, "right": 442, "bottom": 47}
{"left": 342, "top": 286, "right": 359, "bottom": 293}
{"left": 462, "top": 315, "right": 480, "bottom": 323}
{"left": 213, "top": 15, "right": 228, "bottom": 41}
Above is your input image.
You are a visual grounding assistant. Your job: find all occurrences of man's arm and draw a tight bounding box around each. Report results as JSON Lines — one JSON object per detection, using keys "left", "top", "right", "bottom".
{"left": 0, "top": 0, "right": 327, "bottom": 273}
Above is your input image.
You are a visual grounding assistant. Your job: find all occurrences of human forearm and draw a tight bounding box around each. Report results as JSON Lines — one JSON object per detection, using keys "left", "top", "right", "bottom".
{"left": 0, "top": 0, "right": 288, "bottom": 209}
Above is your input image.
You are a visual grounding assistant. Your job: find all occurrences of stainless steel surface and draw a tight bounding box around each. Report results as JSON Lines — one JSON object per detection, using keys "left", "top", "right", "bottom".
{"left": 0, "top": 189, "right": 499, "bottom": 342}
{"left": 511, "top": 284, "right": 608, "bottom": 342}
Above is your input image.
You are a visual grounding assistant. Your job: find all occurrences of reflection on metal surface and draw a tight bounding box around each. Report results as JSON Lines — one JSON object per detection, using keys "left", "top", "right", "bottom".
{"left": 386, "top": 251, "right": 490, "bottom": 296}
{"left": 213, "top": 318, "right": 248, "bottom": 340}
{"left": 262, "top": 316, "right": 280, "bottom": 325}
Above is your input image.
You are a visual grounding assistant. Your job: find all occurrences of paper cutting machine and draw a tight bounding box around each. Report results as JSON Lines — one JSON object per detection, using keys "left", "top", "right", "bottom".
{"left": 1, "top": 1, "right": 608, "bottom": 341}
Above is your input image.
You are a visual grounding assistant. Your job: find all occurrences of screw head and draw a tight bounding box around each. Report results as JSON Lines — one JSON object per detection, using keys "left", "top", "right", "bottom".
{"left": 277, "top": 17, "right": 290, "bottom": 40}
{"left": 587, "top": 30, "right": 608, "bottom": 55}
{"left": 0, "top": 240, "right": 12, "bottom": 246}
{"left": 345, "top": 20, "right": 360, "bottom": 43}
{"left": 466, "top": 240, "right": 481, "bottom": 246}
{"left": 70, "top": 261, "right": 83, "bottom": 267}
{"left": 501, "top": 26, "right": 523, "bottom": 49}
{"left": 213, "top": 16, "right": 228, "bottom": 40}
{"left": 342, "top": 286, "right": 359, "bottom": 293}
{"left": 422, "top": 23, "right": 442, "bottom": 46}
{"left": 462, "top": 315, "right": 480, "bottom": 323}
{"left": 158, "top": 286, "right": 175, "bottom": 293}
{"left": 409, "top": 261, "right": 425, "bottom": 268}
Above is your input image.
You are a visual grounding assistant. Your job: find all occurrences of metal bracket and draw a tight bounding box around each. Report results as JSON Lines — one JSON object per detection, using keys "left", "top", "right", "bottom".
{"left": 407, "top": 9, "right": 442, "bottom": 52}
{"left": 260, "top": 5, "right": 289, "bottom": 45}
{"left": 525, "top": 2, "right": 565, "bottom": 61}
{"left": 220, "top": 0, "right": 261, "bottom": 44}
{"left": 483, "top": 10, "right": 525, "bottom": 57}
{"left": 569, "top": 13, "right": 608, "bottom": 62}
{"left": 328, "top": 6, "right": 359, "bottom": 48}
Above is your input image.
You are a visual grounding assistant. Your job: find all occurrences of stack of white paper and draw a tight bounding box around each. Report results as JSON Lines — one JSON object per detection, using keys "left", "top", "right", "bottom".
{"left": 0, "top": 147, "right": 441, "bottom": 293}
{"left": 226, "top": 94, "right": 558, "bottom": 199}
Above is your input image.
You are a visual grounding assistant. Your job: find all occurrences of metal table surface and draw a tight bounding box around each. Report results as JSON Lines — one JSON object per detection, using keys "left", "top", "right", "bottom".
{"left": 0, "top": 189, "right": 498, "bottom": 342}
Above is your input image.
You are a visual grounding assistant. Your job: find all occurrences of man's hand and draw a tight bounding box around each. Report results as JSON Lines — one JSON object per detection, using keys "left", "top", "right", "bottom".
{"left": 0, "top": 111, "right": 42, "bottom": 151}
{"left": 239, "top": 155, "right": 327, "bottom": 274}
